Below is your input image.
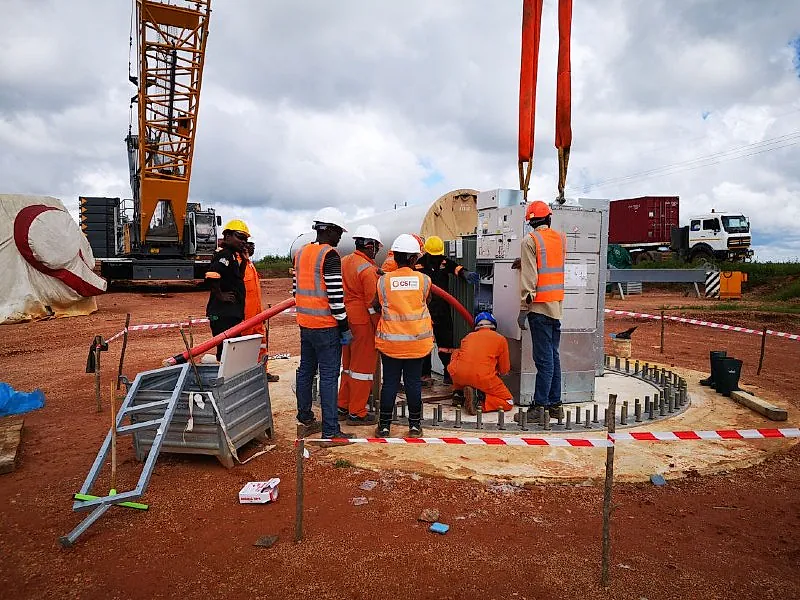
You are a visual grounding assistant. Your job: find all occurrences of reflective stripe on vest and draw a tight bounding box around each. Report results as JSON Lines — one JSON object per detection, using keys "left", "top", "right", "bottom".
{"left": 530, "top": 229, "right": 566, "bottom": 302}
{"left": 294, "top": 243, "right": 336, "bottom": 328}
{"left": 375, "top": 269, "right": 434, "bottom": 359}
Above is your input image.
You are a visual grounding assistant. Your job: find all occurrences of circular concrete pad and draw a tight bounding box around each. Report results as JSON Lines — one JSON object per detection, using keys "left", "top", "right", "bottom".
{"left": 266, "top": 358, "right": 797, "bottom": 483}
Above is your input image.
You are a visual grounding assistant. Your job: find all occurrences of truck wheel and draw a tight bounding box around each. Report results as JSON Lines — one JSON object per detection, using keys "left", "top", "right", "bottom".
{"left": 690, "top": 248, "right": 714, "bottom": 265}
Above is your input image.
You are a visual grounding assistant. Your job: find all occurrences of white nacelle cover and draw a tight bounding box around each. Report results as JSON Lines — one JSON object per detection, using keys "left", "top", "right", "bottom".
{"left": 0, "top": 194, "right": 107, "bottom": 324}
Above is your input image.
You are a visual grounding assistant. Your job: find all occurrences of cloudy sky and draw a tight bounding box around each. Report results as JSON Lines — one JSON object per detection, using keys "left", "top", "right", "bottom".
{"left": 2, "top": 0, "right": 799, "bottom": 260}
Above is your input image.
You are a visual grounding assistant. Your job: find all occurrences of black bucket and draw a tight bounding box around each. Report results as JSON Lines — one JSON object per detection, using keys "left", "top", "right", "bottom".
{"left": 716, "top": 357, "right": 743, "bottom": 397}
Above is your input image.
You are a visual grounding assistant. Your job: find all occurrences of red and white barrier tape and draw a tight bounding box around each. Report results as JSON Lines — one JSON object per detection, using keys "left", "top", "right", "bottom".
{"left": 105, "top": 318, "right": 210, "bottom": 344}
{"left": 303, "top": 428, "right": 799, "bottom": 446}
{"left": 605, "top": 309, "right": 800, "bottom": 342}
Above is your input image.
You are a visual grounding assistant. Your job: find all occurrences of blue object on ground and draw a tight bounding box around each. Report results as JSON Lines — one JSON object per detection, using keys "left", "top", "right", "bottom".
{"left": 650, "top": 474, "right": 667, "bottom": 487}
{"left": 0, "top": 383, "right": 45, "bottom": 417}
{"left": 429, "top": 522, "right": 450, "bottom": 535}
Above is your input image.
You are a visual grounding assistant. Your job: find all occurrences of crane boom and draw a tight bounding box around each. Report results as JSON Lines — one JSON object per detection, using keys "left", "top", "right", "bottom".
{"left": 127, "top": 0, "right": 211, "bottom": 247}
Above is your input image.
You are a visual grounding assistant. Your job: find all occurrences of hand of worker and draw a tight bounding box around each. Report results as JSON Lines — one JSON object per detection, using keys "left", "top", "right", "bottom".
{"left": 511, "top": 258, "right": 521, "bottom": 270}
{"left": 517, "top": 310, "right": 529, "bottom": 331}
{"left": 465, "top": 271, "right": 480, "bottom": 285}
{"left": 340, "top": 329, "right": 354, "bottom": 346}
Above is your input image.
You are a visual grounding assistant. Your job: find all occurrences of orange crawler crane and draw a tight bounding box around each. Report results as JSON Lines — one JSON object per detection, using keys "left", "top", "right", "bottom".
{"left": 80, "top": 0, "right": 220, "bottom": 283}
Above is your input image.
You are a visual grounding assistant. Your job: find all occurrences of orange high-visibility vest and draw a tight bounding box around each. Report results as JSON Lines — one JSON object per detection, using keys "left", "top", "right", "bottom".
{"left": 294, "top": 242, "right": 337, "bottom": 329}
{"left": 375, "top": 267, "right": 434, "bottom": 359}
{"left": 530, "top": 228, "right": 566, "bottom": 302}
{"left": 342, "top": 250, "right": 379, "bottom": 326}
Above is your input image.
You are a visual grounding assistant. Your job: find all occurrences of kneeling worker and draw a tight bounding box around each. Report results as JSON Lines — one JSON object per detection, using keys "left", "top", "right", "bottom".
{"left": 447, "top": 312, "right": 513, "bottom": 413}
{"left": 373, "top": 234, "right": 434, "bottom": 438}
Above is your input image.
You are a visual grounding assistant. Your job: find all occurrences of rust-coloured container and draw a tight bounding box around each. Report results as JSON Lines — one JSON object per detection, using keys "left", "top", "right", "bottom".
{"left": 609, "top": 197, "right": 679, "bottom": 245}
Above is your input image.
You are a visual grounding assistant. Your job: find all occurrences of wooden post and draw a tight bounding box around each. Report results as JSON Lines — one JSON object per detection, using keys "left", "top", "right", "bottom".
{"left": 757, "top": 325, "right": 767, "bottom": 375}
{"left": 659, "top": 310, "right": 665, "bottom": 354}
{"left": 601, "top": 393, "right": 617, "bottom": 587}
{"left": 116, "top": 313, "right": 131, "bottom": 390}
{"left": 110, "top": 382, "right": 118, "bottom": 493}
{"left": 187, "top": 315, "right": 194, "bottom": 348}
{"left": 295, "top": 438, "right": 305, "bottom": 542}
{"left": 94, "top": 344, "right": 102, "bottom": 412}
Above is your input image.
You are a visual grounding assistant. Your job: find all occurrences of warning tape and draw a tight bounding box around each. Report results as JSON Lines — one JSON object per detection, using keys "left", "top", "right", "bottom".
{"left": 303, "top": 428, "right": 799, "bottom": 446}
{"left": 103, "top": 308, "right": 299, "bottom": 345}
{"left": 604, "top": 309, "right": 800, "bottom": 342}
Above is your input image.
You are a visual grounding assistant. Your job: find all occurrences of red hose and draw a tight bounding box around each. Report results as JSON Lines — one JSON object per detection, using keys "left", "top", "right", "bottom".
{"left": 431, "top": 284, "right": 474, "bottom": 327}
{"left": 165, "top": 284, "right": 473, "bottom": 365}
{"left": 165, "top": 297, "right": 296, "bottom": 365}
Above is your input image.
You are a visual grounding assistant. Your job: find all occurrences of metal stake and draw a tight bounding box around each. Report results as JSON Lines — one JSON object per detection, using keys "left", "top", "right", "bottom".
{"left": 436, "top": 405, "right": 444, "bottom": 423}
{"left": 601, "top": 394, "right": 617, "bottom": 586}
{"left": 116, "top": 313, "right": 131, "bottom": 390}
{"left": 565, "top": 409, "right": 572, "bottom": 430}
{"left": 659, "top": 393, "right": 666, "bottom": 416}
{"left": 497, "top": 409, "right": 505, "bottom": 430}
{"left": 634, "top": 360, "right": 640, "bottom": 375}
{"left": 430, "top": 406, "right": 439, "bottom": 427}
{"left": 624, "top": 358, "right": 630, "bottom": 373}
{"left": 476, "top": 406, "right": 483, "bottom": 430}
{"left": 584, "top": 409, "right": 591, "bottom": 429}
{"left": 634, "top": 399, "right": 642, "bottom": 423}
{"left": 593, "top": 404, "right": 599, "bottom": 423}
{"left": 454, "top": 406, "right": 462, "bottom": 428}
{"left": 648, "top": 395, "right": 655, "bottom": 420}
{"left": 620, "top": 402, "right": 628, "bottom": 426}
{"left": 295, "top": 439, "right": 304, "bottom": 542}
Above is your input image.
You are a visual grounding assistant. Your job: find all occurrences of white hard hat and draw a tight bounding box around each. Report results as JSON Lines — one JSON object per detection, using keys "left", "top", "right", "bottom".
{"left": 352, "top": 224, "right": 382, "bottom": 244}
{"left": 312, "top": 206, "right": 347, "bottom": 231}
{"left": 391, "top": 233, "right": 422, "bottom": 253}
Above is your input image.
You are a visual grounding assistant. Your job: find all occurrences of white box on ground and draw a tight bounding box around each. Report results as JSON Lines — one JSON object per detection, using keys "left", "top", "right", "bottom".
{"left": 239, "top": 478, "right": 280, "bottom": 504}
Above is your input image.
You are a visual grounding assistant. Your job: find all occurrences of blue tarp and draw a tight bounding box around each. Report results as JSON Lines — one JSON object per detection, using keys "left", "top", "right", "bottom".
{"left": 0, "top": 383, "right": 45, "bottom": 417}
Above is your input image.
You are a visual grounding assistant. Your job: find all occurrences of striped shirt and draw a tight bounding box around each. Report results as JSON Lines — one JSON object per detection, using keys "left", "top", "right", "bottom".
{"left": 292, "top": 245, "right": 349, "bottom": 331}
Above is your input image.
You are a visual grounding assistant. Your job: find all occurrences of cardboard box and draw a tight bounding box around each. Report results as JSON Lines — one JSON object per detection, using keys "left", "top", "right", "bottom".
{"left": 239, "top": 478, "right": 280, "bottom": 504}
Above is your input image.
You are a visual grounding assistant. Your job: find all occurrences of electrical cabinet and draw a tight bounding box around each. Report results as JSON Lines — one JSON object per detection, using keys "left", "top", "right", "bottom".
{"left": 474, "top": 191, "right": 609, "bottom": 405}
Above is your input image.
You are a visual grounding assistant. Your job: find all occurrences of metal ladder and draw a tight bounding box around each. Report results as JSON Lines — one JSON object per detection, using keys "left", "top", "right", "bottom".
{"left": 59, "top": 363, "right": 191, "bottom": 547}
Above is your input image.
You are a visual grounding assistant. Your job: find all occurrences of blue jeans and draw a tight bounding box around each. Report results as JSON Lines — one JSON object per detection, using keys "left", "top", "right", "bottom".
{"left": 296, "top": 326, "right": 342, "bottom": 437}
{"left": 528, "top": 312, "right": 562, "bottom": 407}
{"left": 379, "top": 354, "right": 423, "bottom": 428}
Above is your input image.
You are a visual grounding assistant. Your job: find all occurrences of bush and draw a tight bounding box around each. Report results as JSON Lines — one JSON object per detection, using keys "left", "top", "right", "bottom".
{"left": 254, "top": 254, "right": 292, "bottom": 278}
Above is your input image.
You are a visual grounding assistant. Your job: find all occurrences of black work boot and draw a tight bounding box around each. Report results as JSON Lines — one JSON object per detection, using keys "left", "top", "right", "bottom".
{"left": 700, "top": 350, "right": 727, "bottom": 387}
{"left": 716, "top": 358, "right": 743, "bottom": 396}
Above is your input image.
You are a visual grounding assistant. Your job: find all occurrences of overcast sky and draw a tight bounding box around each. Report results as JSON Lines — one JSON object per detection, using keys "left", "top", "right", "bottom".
{"left": 2, "top": 0, "right": 799, "bottom": 260}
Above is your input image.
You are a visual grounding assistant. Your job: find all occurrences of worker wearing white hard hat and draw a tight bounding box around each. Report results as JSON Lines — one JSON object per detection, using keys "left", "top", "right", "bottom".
{"left": 337, "top": 224, "right": 383, "bottom": 426}
{"left": 293, "top": 206, "right": 353, "bottom": 439}
{"left": 370, "top": 233, "right": 433, "bottom": 438}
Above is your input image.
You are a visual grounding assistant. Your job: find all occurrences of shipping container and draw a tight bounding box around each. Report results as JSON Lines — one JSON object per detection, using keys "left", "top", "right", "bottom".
{"left": 608, "top": 196, "right": 679, "bottom": 245}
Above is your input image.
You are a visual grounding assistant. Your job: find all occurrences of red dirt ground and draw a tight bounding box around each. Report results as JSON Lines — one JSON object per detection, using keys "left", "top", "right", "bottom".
{"left": 1, "top": 280, "right": 798, "bottom": 599}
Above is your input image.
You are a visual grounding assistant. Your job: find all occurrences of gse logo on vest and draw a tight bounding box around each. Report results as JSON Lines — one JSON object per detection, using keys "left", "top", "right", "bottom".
{"left": 390, "top": 276, "right": 420, "bottom": 290}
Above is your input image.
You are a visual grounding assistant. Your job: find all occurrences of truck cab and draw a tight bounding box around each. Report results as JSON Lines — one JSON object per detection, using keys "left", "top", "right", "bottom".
{"left": 686, "top": 211, "right": 753, "bottom": 262}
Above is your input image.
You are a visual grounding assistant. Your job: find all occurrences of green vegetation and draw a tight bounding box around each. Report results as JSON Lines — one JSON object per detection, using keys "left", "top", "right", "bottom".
{"left": 333, "top": 459, "right": 355, "bottom": 468}
{"left": 765, "top": 278, "right": 800, "bottom": 302}
{"left": 254, "top": 254, "right": 292, "bottom": 278}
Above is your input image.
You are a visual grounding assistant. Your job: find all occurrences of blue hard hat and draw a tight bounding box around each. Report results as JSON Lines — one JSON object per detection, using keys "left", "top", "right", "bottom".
{"left": 474, "top": 311, "right": 497, "bottom": 328}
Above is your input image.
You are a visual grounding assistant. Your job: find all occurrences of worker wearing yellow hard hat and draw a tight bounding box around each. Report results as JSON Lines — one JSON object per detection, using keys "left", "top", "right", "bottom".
{"left": 414, "top": 235, "right": 479, "bottom": 386}
{"left": 204, "top": 218, "right": 251, "bottom": 360}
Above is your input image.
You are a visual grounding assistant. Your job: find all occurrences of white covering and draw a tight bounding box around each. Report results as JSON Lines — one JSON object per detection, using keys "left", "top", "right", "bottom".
{"left": 0, "top": 194, "right": 107, "bottom": 324}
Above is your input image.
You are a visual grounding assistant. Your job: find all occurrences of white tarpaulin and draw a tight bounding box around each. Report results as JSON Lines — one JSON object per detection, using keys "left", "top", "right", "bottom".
{"left": 0, "top": 194, "right": 107, "bottom": 324}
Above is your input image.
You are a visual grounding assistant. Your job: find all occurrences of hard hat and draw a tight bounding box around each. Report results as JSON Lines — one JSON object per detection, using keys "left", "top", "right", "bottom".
{"left": 474, "top": 311, "right": 497, "bottom": 329}
{"left": 222, "top": 219, "right": 251, "bottom": 236}
{"left": 312, "top": 206, "right": 348, "bottom": 231}
{"left": 391, "top": 233, "right": 423, "bottom": 253}
{"left": 352, "top": 224, "right": 382, "bottom": 244}
{"left": 424, "top": 235, "right": 445, "bottom": 255}
{"left": 412, "top": 234, "right": 425, "bottom": 250}
{"left": 525, "top": 201, "right": 552, "bottom": 221}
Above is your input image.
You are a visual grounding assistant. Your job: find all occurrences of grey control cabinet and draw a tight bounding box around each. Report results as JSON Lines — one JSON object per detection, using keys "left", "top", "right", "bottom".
{"left": 475, "top": 190, "right": 609, "bottom": 405}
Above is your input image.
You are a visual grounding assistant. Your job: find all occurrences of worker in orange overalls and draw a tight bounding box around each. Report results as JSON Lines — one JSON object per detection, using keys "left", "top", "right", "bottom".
{"left": 337, "top": 224, "right": 382, "bottom": 426}
{"left": 380, "top": 234, "right": 424, "bottom": 273}
{"left": 241, "top": 240, "right": 279, "bottom": 382}
{"left": 448, "top": 311, "right": 513, "bottom": 414}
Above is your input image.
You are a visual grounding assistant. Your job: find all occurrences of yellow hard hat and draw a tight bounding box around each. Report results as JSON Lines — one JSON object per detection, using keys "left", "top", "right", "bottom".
{"left": 222, "top": 219, "right": 250, "bottom": 237}
{"left": 424, "top": 235, "right": 444, "bottom": 255}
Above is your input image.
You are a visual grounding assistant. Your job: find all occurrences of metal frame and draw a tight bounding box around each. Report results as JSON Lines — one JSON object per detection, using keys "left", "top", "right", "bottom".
{"left": 59, "top": 363, "right": 191, "bottom": 547}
